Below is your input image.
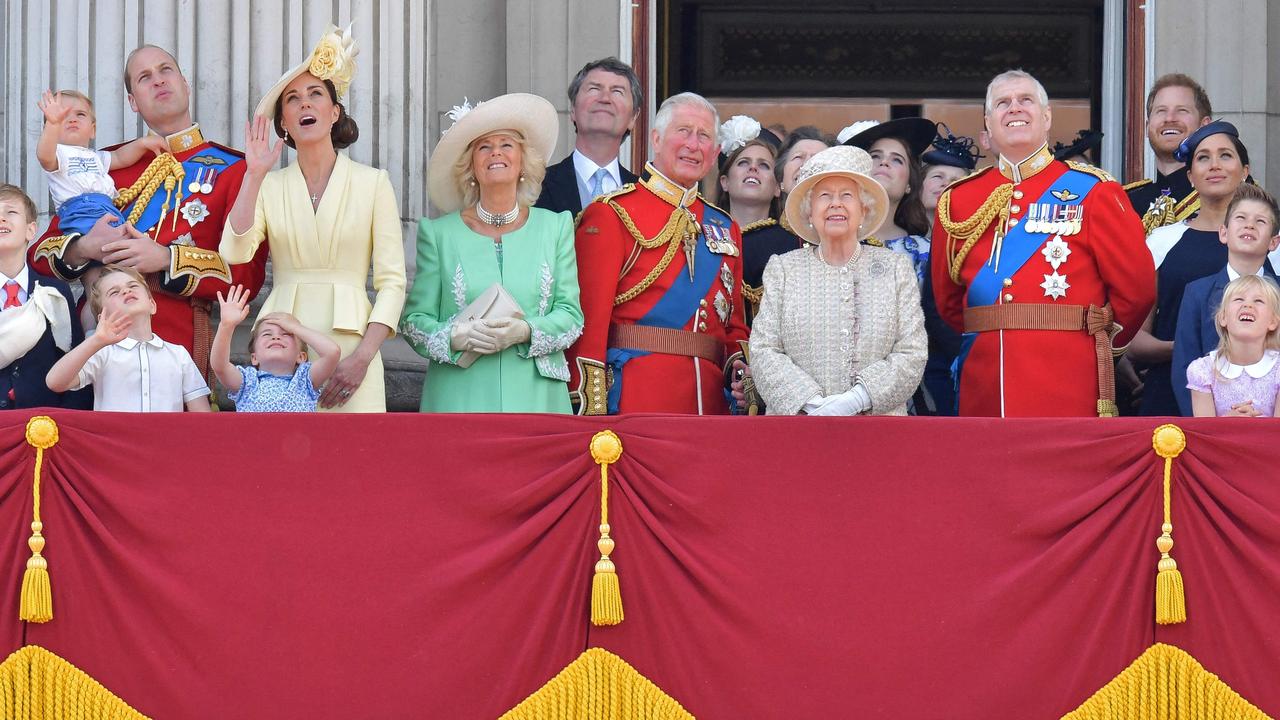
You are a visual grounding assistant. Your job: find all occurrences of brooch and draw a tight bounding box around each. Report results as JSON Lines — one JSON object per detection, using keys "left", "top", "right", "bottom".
{"left": 180, "top": 199, "right": 210, "bottom": 227}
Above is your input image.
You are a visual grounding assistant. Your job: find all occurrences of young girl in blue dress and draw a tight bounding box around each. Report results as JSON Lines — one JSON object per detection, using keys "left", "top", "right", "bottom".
{"left": 212, "top": 284, "right": 341, "bottom": 412}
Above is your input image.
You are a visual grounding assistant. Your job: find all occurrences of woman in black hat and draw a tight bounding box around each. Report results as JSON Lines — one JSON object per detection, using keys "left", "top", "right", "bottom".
{"left": 919, "top": 124, "right": 980, "bottom": 216}
{"left": 840, "top": 118, "right": 935, "bottom": 285}
{"left": 716, "top": 115, "right": 803, "bottom": 326}
{"left": 1130, "top": 120, "right": 1254, "bottom": 415}
{"left": 917, "top": 124, "right": 980, "bottom": 415}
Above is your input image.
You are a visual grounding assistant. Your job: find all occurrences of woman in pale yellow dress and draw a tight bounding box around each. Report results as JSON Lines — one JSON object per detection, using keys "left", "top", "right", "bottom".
{"left": 219, "top": 26, "right": 405, "bottom": 412}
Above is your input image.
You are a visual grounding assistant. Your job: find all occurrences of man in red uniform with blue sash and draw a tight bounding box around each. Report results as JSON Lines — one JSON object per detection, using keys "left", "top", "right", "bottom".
{"left": 569, "top": 92, "right": 749, "bottom": 415}
{"left": 30, "top": 45, "right": 268, "bottom": 376}
{"left": 931, "top": 70, "right": 1155, "bottom": 417}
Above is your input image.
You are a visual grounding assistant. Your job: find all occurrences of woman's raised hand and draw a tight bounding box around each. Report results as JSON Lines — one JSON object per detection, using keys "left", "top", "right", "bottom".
{"left": 243, "top": 115, "right": 283, "bottom": 177}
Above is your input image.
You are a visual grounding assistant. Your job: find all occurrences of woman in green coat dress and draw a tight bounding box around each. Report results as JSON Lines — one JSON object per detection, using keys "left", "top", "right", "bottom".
{"left": 400, "top": 93, "right": 583, "bottom": 412}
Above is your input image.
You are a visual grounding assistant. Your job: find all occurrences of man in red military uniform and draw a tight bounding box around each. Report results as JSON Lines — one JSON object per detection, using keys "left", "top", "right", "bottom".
{"left": 568, "top": 92, "right": 749, "bottom": 415}
{"left": 30, "top": 45, "right": 267, "bottom": 376}
{"left": 931, "top": 70, "right": 1155, "bottom": 417}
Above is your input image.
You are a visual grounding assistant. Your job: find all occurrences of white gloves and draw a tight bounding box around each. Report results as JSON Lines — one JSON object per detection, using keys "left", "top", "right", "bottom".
{"left": 472, "top": 317, "right": 531, "bottom": 352}
{"left": 804, "top": 383, "right": 872, "bottom": 416}
{"left": 450, "top": 319, "right": 499, "bottom": 354}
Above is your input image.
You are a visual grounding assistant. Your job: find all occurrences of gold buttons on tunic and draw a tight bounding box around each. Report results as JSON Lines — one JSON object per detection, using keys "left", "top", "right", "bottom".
{"left": 1003, "top": 278, "right": 1013, "bottom": 287}
{"left": 1004, "top": 293, "right": 1014, "bottom": 302}
{"left": 1013, "top": 190, "right": 1024, "bottom": 199}
{"left": 1010, "top": 205, "right": 1021, "bottom": 214}
{"left": 698, "top": 321, "right": 707, "bottom": 331}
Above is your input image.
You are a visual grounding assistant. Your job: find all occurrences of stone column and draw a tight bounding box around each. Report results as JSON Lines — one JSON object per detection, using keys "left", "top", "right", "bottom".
{"left": 1155, "top": 0, "right": 1274, "bottom": 187}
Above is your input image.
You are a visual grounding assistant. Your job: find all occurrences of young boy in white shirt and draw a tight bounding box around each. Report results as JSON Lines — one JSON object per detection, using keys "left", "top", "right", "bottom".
{"left": 46, "top": 265, "right": 211, "bottom": 412}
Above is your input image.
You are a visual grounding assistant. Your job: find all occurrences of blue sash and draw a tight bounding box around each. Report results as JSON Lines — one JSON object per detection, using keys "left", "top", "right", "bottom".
{"left": 953, "top": 168, "right": 1100, "bottom": 407}
{"left": 966, "top": 170, "right": 1098, "bottom": 308}
{"left": 606, "top": 203, "right": 729, "bottom": 412}
{"left": 123, "top": 145, "right": 242, "bottom": 233}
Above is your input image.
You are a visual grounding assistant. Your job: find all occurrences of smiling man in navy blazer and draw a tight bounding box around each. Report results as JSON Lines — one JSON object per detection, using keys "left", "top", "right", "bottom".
{"left": 536, "top": 57, "right": 641, "bottom": 216}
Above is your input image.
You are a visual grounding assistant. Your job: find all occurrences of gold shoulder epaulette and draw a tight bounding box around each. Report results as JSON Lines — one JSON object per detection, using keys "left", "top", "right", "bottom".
{"left": 1067, "top": 160, "right": 1116, "bottom": 183}
{"left": 576, "top": 184, "right": 638, "bottom": 228}
{"left": 700, "top": 196, "right": 730, "bottom": 218}
{"left": 1123, "top": 178, "right": 1153, "bottom": 192}
{"left": 598, "top": 183, "right": 637, "bottom": 204}
{"left": 944, "top": 166, "right": 990, "bottom": 192}
{"left": 741, "top": 217, "right": 778, "bottom": 233}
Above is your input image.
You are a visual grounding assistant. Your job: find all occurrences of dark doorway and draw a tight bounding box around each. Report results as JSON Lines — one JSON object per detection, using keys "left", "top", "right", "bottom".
{"left": 658, "top": 0, "right": 1106, "bottom": 160}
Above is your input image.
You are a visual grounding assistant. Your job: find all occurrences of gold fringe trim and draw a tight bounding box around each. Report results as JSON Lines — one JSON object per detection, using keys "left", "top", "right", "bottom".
{"left": 20, "top": 417, "right": 58, "bottom": 623}
{"left": 500, "top": 648, "right": 693, "bottom": 719}
{"left": 1152, "top": 424, "right": 1187, "bottom": 625}
{"left": 0, "top": 645, "right": 151, "bottom": 719}
{"left": 1062, "top": 643, "right": 1270, "bottom": 719}
{"left": 590, "top": 430, "right": 624, "bottom": 626}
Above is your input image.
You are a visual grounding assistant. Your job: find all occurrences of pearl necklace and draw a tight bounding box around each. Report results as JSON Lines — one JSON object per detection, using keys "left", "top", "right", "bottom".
{"left": 476, "top": 202, "right": 519, "bottom": 227}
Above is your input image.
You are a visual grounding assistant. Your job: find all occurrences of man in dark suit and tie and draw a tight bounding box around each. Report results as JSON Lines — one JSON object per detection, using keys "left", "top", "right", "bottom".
{"left": 535, "top": 57, "right": 641, "bottom": 216}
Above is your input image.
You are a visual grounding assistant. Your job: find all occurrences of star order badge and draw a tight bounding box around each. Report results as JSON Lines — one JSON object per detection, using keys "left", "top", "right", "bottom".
{"left": 719, "top": 262, "right": 734, "bottom": 295}
{"left": 180, "top": 198, "right": 210, "bottom": 227}
{"left": 714, "top": 290, "right": 731, "bottom": 324}
{"left": 1041, "top": 236, "right": 1072, "bottom": 270}
{"left": 1041, "top": 271, "right": 1070, "bottom": 300}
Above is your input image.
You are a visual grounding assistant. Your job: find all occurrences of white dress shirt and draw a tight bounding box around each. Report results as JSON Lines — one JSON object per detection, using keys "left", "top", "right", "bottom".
{"left": 72, "top": 334, "right": 209, "bottom": 411}
{"left": 571, "top": 150, "right": 622, "bottom": 208}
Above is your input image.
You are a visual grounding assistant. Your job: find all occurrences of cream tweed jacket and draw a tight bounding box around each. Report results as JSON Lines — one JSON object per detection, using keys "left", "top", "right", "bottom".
{"left": 750, "top": 245, "right": 927, "bottom": 415}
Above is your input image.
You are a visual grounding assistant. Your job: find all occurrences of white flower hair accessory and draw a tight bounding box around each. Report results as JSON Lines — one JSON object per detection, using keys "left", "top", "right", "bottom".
{"left": 718, "top": 115, "right": 762, "bottom": 155}
{"left": 307, "top": 24, "right": 359, "bottom": 99}
{"left": 442, "top": 98, "right": 478, "bottom": 136}
{"left": 837, "top": 120, "right": 880, "bottom": 146}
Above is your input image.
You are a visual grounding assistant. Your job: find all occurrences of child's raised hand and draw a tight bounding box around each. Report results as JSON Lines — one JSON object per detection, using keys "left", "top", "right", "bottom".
{"left": 38, "top": 90, "right": 69, "bottom": 124}
{"left": 139, "top": 135, "right": 169, "bottom": 157}
{"left": 95, "top": 307, "right": 133, "bottom": 345}
{"left": 258, "top": 311, "right": 302, "bottom": 334}
{"left": 216, "top": 285, "right": 252, "bottom": 327}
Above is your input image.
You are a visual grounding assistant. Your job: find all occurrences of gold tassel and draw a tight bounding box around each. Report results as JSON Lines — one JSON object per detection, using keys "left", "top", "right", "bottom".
{"left": 590, "top": 430, "right": 624, "bottom": 626}
{"left": 1152, "top": 424, "right": 1187, "bottom": 625}
{"left": 21, "top": 416, "right": 60, "bottom": 623}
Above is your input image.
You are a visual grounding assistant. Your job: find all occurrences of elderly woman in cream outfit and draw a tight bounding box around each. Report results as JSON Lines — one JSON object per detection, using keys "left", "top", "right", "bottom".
{"left": 749, "top": 145, "right": 926, "bottom": 415}
{"left": 220, "top": 26, "right": 405, "bottom": 412}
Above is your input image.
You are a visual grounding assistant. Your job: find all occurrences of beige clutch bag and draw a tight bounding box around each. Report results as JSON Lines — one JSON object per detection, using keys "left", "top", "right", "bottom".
{"left": 456, "top": 282, "right": 525, "bottom": 368}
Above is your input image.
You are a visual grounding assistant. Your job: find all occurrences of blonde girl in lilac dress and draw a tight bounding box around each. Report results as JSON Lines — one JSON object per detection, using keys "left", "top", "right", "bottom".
{"left": 1186, "top": 275, "right": 1280, "bottom": 417}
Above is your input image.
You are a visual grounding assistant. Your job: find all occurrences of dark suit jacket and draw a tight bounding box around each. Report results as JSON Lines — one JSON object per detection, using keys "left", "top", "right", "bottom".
{"left": 535, "top": 153, "right": 638, "bottom": 216}
{"left": 0, "top": 269, "right": 90, "bottom": 410}
{"left": 1171, "top": 263, "right": 1280, "bottom": 415}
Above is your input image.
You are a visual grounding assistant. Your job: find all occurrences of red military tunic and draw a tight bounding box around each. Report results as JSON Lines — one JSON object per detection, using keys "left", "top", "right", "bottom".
{"left": 568, "top": 164, "right": 750, "bottom": 414}
{"left": 30, "top": 124, "right": 269, "bottom": 372}
{"left": 931, "top": 144, "right": 1155, "bottom": 417}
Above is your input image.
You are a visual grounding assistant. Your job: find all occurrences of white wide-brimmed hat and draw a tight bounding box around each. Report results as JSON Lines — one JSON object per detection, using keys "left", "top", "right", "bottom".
{"left": 426, "top": 93, "right": 558, "bottom": 213}
{"left": 254, "top": 24, "right": 359, "bottom": 120}
{"left": 784, "top": 145, "right": 889, "bottom": 245}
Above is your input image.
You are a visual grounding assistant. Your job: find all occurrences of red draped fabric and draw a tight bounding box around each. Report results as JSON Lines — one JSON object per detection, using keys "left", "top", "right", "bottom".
{"left": 0, "top": 412, "right": 1276, "bottom": 718}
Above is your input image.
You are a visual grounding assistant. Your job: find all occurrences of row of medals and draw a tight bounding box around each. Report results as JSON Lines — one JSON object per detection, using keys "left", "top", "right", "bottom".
{"left": 1025, "top": 203, "right": 1082, "bottom": 236}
